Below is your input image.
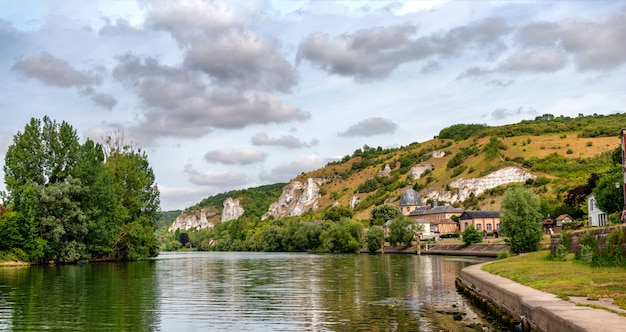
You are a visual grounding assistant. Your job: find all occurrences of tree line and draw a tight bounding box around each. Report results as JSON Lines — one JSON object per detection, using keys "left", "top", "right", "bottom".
{"left": 0, "top": 117, "right": 160, "bottom": 263}
{"left": 162, "top": 205, "right": 423, "bottom": 254}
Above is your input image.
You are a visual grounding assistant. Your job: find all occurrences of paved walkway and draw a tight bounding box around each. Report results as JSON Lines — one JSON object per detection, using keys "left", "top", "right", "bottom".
{"left": 458, "top": 263, "right": 626, "bottom": 332}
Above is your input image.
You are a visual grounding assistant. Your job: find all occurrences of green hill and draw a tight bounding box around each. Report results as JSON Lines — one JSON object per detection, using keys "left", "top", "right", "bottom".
{"left": 172, "top": 112, "right": 624, "bottom": 225}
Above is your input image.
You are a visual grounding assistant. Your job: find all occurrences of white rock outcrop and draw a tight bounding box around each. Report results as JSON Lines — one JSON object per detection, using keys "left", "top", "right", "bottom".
{"left": 221, "top": 197, "right": 244, "bottom": 222}
{"left": 431, "top": 150, "right": 445, "bottom": 158}
{"left": 263, "top": 178, "right": 326, "bottom": 219}
{"left": 410, "top": 164, "right": 434, "bottom": 180}
{"left": 378, "top": 164, "right": 392, "bottom": 177}
{"left": 426, "top": 166, "right": 536, "bottom": 203}
{"left": 168, "top": 208, "right": 216, "bottom": 232}
{"left": 349, "top": 195, "right": 360, "bottom": 208}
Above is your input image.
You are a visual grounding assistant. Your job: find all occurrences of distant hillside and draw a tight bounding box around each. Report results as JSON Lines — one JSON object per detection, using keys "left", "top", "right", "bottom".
{"left": 170, "top": 112, "right": 624, "bottom": 227}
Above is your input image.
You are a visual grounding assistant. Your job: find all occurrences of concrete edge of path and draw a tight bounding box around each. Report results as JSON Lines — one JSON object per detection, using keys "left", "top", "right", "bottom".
{"left": 458, "top": 262, "right": 626, "bottom": 332}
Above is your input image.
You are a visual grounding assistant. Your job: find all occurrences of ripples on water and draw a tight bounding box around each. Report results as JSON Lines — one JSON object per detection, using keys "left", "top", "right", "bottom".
{"left": 0, "top": 252, "right": 492, "bottom": 331}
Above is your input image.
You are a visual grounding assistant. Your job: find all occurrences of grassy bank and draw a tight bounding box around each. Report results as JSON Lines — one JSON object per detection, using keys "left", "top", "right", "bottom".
{"left": 482, "top": 250, "right": 626, "bottom": 311}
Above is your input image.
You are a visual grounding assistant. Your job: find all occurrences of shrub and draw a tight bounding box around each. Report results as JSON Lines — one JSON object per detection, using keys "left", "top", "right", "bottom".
{"left": 496, "top": 251, "right": 510, "bottom": 260}
{"left": 462, "top": 226, "right": 483, "bottom": 245}
{"left": 365, "top": 227, "right": 385, "bottom": 253}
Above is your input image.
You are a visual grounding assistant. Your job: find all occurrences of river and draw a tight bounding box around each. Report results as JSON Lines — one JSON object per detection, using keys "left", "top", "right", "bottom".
{"left": 0, "top": 252, "right": 495, "bottom": 331}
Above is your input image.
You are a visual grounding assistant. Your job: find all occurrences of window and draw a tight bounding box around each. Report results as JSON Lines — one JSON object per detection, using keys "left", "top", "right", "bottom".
{"left": 464, "top": 222, "right": 469, "bottom": 229}
{"left": 590, "top": 199, "right": 594, "bottom": 211}
{"left": 476, "top": 224, "right": 482, "bottom": 231}
{"left": 486, "top": 223, "right": 492, "bottom": 231}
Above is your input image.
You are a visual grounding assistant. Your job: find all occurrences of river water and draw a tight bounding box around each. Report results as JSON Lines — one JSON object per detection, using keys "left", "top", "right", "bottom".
{"left": 0, "top": 252, "right": 494, "bottom": 331}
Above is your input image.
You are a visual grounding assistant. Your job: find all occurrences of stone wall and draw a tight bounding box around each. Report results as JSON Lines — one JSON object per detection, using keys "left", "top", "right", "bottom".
{"left": 550, "top": 225, "right": 626, "bottom": 256}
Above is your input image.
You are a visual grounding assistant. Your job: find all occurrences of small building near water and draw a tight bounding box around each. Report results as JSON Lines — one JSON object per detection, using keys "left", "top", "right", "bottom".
{"left": 459, "top": 210, "right": 500, "bottom": 233}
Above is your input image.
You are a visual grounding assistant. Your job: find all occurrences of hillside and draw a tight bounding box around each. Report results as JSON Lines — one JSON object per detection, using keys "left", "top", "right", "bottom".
{"left": 167, "top": 113, "right": 624, "bottom": 228}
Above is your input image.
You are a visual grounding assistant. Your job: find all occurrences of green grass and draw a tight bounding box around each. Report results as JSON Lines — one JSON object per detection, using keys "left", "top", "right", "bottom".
{"left": 482, "top": 250, "right": 626, "bottom": 311}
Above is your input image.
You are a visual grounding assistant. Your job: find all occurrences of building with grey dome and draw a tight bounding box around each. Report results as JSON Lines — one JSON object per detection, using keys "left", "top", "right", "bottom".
{"left": 399, "top": 184, "right": 424, "bottom": 215}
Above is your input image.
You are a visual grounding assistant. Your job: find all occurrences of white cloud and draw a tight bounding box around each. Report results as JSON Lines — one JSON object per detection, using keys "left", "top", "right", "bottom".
{"left": 203, "top": 147, "right": 267, "bottom": 165}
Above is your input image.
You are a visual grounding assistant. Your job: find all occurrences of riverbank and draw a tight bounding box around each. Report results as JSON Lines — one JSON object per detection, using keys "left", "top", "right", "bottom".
{"left": 457, "top": 261, "right": 626, "bottom": 332}
{"left": 361, "top": 243, "right": 508, "bottom": 257}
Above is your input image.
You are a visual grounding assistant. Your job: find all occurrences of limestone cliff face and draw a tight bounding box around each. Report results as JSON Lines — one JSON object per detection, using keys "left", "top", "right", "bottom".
{"left": 263, "top": 178, "right": 326, "bottom": 220}
{"left": 221, "top": 197, "right": 244, "bottom": 222}
{"left": 426, "top": 166, "right": 536, "bottom": 203}
{"left": 168, "top": 208, "right": 216, "bottom": 232}
{"left": 410, "top": 164, "right": 434, "bottom": 180}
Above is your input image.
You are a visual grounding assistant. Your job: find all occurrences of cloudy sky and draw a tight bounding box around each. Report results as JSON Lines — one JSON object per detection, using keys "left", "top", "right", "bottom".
{"left": 1, "top": 1, "right": 625, "bottom": 211}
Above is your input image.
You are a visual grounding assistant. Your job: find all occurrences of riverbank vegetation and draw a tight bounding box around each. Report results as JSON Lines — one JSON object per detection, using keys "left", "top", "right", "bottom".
{"left": 160, "top": 206, "right": 421, "bottom": 254}
{"left": 483, "top": 250, "right": 626, "bottom": 312}
{"left": 0, "top": 117, "right": 160, "bottom": 263}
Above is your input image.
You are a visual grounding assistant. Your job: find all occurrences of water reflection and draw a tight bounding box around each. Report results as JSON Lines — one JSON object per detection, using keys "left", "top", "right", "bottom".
{"left": 0, "top": 261, "right": 160, "bottom": 331}
{"left": 0, "top": 253, "right": 492, "bottom": 331}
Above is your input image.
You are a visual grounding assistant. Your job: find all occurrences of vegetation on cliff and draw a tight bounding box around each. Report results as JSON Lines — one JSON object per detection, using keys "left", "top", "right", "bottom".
{"left": 161, "top": 112, "right": 626, "bottom": 253}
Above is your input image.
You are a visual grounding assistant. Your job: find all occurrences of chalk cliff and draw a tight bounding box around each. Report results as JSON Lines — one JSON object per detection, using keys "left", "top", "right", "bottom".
{"left": 221, "top": 197, "right": 244, "bottom": 222}
{"left": 168, "top": 208, "right": 216, "bottom": 232}
{"left": 262, "top": 178, "right": 326, "bottom": 220}
{"left": 426, "top": 166, "right": 536, "bottom": 203}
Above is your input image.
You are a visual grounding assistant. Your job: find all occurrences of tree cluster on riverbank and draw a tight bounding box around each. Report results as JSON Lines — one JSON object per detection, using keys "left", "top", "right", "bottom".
{"left": 0, "top": 117, "right": 160, "bottom": 263}
{"left": 160, "top": 205, "right": 420, "bottom": 253}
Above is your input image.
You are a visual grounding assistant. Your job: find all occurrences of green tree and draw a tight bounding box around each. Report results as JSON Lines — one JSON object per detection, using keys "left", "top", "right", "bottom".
{"left": 105, "top": 142, "right": 160, "bottom": 260}
{"left": 388, "top": 216, "right": 417, "bottom": 246}
{"left": 499, "top": 187, "right": 543, "bottom": 254}
{"left": 461, "top": 226, "right": 482, "bottom": 245}
{"left": 594, "top": 167, "right": 623, "bottom": 215}
{"left": 365, "top": 227, "right": 384, "bottom": 253}
{"left": 370, "top": 204, "right": 400, "bottom": 226}
{"left": 3, "top": 117, "right": 92, "bottom": 262}
{"left": 323, "top": 206, "right": 354, "bottom": 222}
{"left": 319, "top": 219, "right": 362, "bottom": 253}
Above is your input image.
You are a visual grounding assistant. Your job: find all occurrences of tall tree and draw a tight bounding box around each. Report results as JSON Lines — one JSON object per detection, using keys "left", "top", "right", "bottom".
{"left": 370, "top": 204, "right": 400, "bottom": 226}
{"left": 499, "top": 186, "right": 543, "bottom": 254}
{"left": 594, "top": 167, "right": 623, "bottom": 215}
{"left": 4, "top": 117, "right": 90, "bottom": 262}
{"left": 3, "top": 118, "right": 160, "bottom": 262}
{"left": 105, "top": 143, "right": 160, "bottom": 260}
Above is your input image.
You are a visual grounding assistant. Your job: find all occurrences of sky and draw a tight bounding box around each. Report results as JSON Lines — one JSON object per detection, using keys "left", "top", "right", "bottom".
{"left": 1, "top": 1, "right": 625, "bottom": 211}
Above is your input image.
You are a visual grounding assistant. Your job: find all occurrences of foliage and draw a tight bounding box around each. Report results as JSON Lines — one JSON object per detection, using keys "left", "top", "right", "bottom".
{"left": 323, "top": 206, "right": 354, "bottom": 222}
{"left": 496, "top": 251, "right": 509, "bottom": 260}
{"left": 593, "top": 166, "right": 623, "bottom": 214}
{"left": 357, "top": 175, "right": 399, "bottom": 193}
{"left": 499, "top": 187, "right": 543, "bottom": 254}
{"left": 564, "top": 173, "right": 599, "bottom": 210}
{"left": 365, "top": 227, "right": 385, "bottom": 253}
{"left": 438, "top": 124, "right": 487, "bottom": 141}
{"left": 2, "top": 117, "right": 160, "bottom": 262}
{"left": 483, "top": 137, "right": 507, "bottom": 161}
{"left": 523, "top": 152, "right": 613, "bottom": 179}
{"left": 370, "top": 204, "right": 400, "bottom": 226}
{"left": 446, "top": 144, "right": 479, "bottom": 170}
{"left": 461, "top": 226, "right": 483, "bottom": 245}
{"left": 592, "top": 227, "right": 626, "bottom": 267}
{"left": 320, "top": 219, "right": 364, "bottom": 253}
{"left": 388, "top": 216, "right": 422, "bottom": 246}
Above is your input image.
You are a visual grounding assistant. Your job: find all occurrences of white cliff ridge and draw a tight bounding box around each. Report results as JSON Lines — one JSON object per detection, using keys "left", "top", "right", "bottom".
{"left": 221, "top": 197, "right": 244, "bottom": 222}
{"left": 263, "top": 178, "right": 326, "bottom": 220}
{"left": 168, "top": 208, "right": 216, "bottom": 232}
{"left": 427, "top": 166, "right": 536, "bottom": 203}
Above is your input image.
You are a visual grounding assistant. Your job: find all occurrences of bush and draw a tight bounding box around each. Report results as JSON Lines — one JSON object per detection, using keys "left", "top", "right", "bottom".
{"left": 496, "top": 251, "right": 510, "bottom": 260}
{"left": 462, "top": 226, "right": 483, "bottom": 245}
{"left": 365, "top": 227, "right": 385, "bottom": 253}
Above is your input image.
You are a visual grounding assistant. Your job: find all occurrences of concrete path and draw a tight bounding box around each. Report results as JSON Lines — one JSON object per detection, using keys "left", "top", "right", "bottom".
{"left": 458, "top": 263, "right": 626, "bottom": 332}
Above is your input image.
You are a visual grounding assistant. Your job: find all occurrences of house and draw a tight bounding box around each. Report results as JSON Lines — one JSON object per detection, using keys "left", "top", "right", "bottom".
{"left": 587, "top": 193, "right": 608, "bottom": 226}
{"left": 459, "top": 210, "right": 500, "bottom": 233}
{"left": 409, "top": 200, "right": 462, "bottom": 235}
{"left": 542, "top": 217, "right": 561, "bottom": 234}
